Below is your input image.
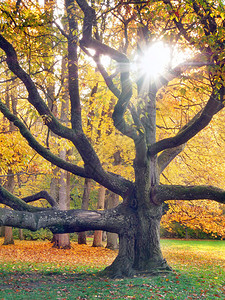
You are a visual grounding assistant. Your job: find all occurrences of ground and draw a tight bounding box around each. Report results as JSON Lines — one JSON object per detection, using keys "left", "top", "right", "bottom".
{"left": 0, "top": 238, "right": 224, "bottom": 299}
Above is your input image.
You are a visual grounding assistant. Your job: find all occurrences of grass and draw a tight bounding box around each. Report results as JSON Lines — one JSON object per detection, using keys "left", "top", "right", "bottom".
{"left": 0, "top": 239, "right": 224, "bottom": 299}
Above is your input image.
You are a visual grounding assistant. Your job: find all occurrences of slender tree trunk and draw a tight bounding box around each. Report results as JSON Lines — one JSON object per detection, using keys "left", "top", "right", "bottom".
{"left": 78, "top": 178, "right": 92, "bottom": 244}
{"left": 50, "top": 42, "right": 72, "bottom": 248}
{"left": 0, "top": 227, "right": 4, "bottom": 237}
{"left": 52, "top": 150, "right": 71, "bottom": 249}
{"left": 3, "top": 169, "right": 15, "bottom": 245}
{"left": 50, "top": 166, "right": 59, "bottom": 246}
{"left": 92, "top": 186, "right": 106, "bottom": 247}
{"left": 16, "top": 175, "right": 24, "bottom": 240}
{"left": 185, "top": 226, "right": 189, "bottom": 240}
{"left": 19, "top": 229, "right": 24, "bottom": 240}
{"left": 3, "top": 226, "right": 14, "bottom": 245}
{"left": 106, "top": 191, "right": 119, "bottom": 250}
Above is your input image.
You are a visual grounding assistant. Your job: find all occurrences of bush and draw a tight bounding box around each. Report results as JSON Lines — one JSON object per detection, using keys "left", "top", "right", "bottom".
{"left": 13, "top": 228, "right": 53, "bottom": 241}
{"left": 160, "top": 222, "right": 220, "bottom": 240}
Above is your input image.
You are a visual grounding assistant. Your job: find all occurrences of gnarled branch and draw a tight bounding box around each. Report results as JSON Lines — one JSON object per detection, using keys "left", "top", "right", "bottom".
{"left": 0, "top": 184, "right": 49, "bottom": 212}
{"left": 148, "top": 92, "right": 224, "bottom": 156}
{"left": 0, "top": 204, "right": 137, "bottom": 235}
{"left": 0, "top": 100, "right": 87, "bottom": 178}
{"left": 152, "top": 184, "right": 225, "bottom": 205}
{"left": 158, "top": 143, "right": 186, "bottom": 174}
{"left": 76, "top": 0, "right": 140, "bottom": 142}
{"left": 22, "top": 191, "right": 58, "bottom": 208}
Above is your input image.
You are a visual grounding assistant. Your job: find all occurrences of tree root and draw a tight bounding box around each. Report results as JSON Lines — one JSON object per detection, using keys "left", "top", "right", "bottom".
{"left": 99, "top": 258, "right": 173, "bottom": 279}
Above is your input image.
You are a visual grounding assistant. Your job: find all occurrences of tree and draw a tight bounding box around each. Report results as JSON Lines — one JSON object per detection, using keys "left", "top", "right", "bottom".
{"left": 0, "top": 0, "right": 225, "bottom": 277}
{"left": 92, "top": 185, "right": 106, "bottom": 247}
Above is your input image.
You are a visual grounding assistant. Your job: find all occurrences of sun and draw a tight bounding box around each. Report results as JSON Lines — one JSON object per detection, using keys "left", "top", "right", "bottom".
{"left": 137, "top": 42, "right": 171, "bottom": 79}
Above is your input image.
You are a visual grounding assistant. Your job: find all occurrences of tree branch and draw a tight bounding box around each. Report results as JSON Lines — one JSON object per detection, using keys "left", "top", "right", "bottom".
{"left": 94, "top": 54, "right": 121, "bottom": 98}
{"left": 0, "top": 34, "right": 77, "bottom": 142}
{"left": 158, "top": 143, "right": 186, "bottom": 174}
{"left": 22, "top": 191, "right": 58, "bottom": 208}
{"left": 0, "top": 184, "right": 49, "bottom": 212}
{"left": 0, "top": 100, "right": 88, "bottom": 178}
{"left": 0, "top": 204, "right": 137, "bottom": 234}
{"left": 152, "top": 184, "right": 225, "bottom": 205}
{"left": 65, "top": 0, "right": 82, "bottom": 131}
{"left": 76, "top": 0, "right": 140, "bottom": 142}
{"left": 148, "top": 91, "right": 224, "bottom": 156}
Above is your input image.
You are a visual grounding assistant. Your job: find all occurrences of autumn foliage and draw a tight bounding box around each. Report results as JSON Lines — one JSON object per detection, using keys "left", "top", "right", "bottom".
{"left": 0, "top": 238, "right": 116, "bottom": 268}
{"left": 0, "top": 0, "right": 225, "bottom": 278}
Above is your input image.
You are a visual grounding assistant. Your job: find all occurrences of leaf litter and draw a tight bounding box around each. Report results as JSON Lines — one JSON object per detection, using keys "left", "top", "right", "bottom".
{"left": 0, "top": 238, "right": 224, "bottom": 299}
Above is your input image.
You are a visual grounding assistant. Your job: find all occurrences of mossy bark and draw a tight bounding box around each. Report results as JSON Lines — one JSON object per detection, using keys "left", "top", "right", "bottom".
{"left": 133, "top": 205, "right": 171, "bottom": 274}
{"left": 103, "top": 202, "right": 171, "bottom": 278}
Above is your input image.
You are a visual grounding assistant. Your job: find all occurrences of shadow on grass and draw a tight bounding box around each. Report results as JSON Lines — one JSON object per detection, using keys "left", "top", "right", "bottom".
{"left": 0, "top": 267, "right": 224, "bottom": 300}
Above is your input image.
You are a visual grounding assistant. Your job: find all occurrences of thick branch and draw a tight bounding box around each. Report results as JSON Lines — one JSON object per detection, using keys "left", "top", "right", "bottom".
{"left": 112, "top": 69, "right": 140, "bottom": 141}
{"left": 148, "top": 92, "right": 224, "bottom": 156}
{"left": 65, "top": 0, "right": 82, "bottom": 131}
{"left": 0, "top": 205, "right": 137, "bottom": 234}
{"left": 0, "top": 34, "right": 75, "bottom": 142}
{"left": 0, "top": 184, "right": 48, "bottom": 212}
{"left": 152, "top": 184, "right": 225, "bottom": 205}
{"left": 0, "top": 100, "right": 87, "bottom": 178}
{"left": 158, "top": 143, "right": 186, "bottom": 174}
{"left": 157, "top": 54, "right": 212, "bottom": 90}
{"left": 76, "top": 0, "right": 140, "bottom": 142}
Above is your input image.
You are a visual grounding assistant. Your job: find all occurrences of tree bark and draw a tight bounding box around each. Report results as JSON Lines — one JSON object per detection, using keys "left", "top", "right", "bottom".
{"left": 3, "top": 226, "right": 14, "bottom": 245}
{"left": 3, "top": 169, "right": 15, "bottom": 245}
{"left": 19, "top": 229, "right": 24, "bottom": 240}
{"left": 78, "top": 178, "right": 91, "bottom": 244}
{"left": 106, "top": 191, "right": 119, "bottom": 250}
{"left": 133, "top": 205, "right": 170, "bottom": 273}
{"left": 52, "top": 150, "right": 71, "bottom": 249}
{"left": 0, "top": 227, "right": 4, "bottom": 237}
{"left": 92, "top": 186, "right": 106, "bottom": 247}
{"left": 103, "top": 202, "right": 171, "bottom": 278}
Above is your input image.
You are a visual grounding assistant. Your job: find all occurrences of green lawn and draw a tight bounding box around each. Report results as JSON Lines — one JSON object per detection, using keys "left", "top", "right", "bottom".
{"left": 0, "top": 239, "right": 224, "bottom": 299}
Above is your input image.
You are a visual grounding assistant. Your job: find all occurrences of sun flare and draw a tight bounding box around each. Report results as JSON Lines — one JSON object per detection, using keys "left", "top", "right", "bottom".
{"left": 137, "top": 42, "right": 171, "bottom": 79}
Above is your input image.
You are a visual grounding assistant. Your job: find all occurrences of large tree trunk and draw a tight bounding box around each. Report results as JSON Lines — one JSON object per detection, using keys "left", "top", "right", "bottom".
{"left": 103, "top": 142, "right": 171, "bottom": 277}
{"left": 103, "top": 201, "right": 171, "bottom": 278}
{"left": 78, "top": 178, "right": 91, "bottom": 244}
{"left": 133, "top": 205, "right": 169, "bottom": 273}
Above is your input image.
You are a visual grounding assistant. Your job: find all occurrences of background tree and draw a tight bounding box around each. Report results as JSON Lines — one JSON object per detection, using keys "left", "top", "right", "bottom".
{"left": 0, "top": 0, "right": 225, "bottom": 278}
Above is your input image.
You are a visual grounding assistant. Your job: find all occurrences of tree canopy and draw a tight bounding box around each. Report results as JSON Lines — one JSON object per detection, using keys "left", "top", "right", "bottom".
{"left": 0, "top": 0, "right": 225, "bottom": 277}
